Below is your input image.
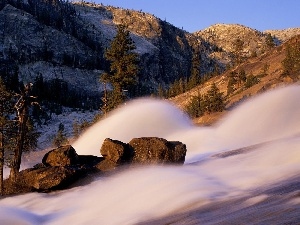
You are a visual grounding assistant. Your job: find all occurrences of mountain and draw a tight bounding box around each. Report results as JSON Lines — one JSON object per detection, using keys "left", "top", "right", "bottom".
{"left": 194, "top": 23, "right": 274, "bottom": 64}
{"left": 0, "top": 0, "right": 219, "bottom": 107}
{"left": 171, "top": 34, "right": 300, "bottom": 125}
{"left": 0, "top": 0, "right": 299, "bottom": 111}
{"left": 265, "top": 27, "right": 300, "bottom": 43}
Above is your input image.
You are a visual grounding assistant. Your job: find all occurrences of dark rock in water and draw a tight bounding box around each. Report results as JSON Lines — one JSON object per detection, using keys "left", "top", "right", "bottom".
{"left": 4, "top": 138, "right": 186, "bottom": 195}
{"left": 42, "top": 145, "right": 79, "bottom": 167}
{"left": 96, "top": 138, "right": 133, "bottom": 172}
{"left": 168, "top": 141, "right": 188, "bottom": 163}
{"left": 95, "top": 159, "right": 118, "bottom": 172}
{"left": 100, "top": 138, "right": 133, "bottom": 164}
{"left": 19, "top": 166, "right": 83, "bottom": 191}
{"left": 98, "top": 137, "right": 186, "bottom": 167}
{"left": 129, "top": 137, "right": 186, "bottom": 165}
{"left": 4, "top": 146, "right": 105, "bottom": 193}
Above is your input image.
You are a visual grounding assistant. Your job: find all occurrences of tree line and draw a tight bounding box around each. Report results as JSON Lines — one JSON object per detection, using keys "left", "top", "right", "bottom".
{"left": 185, "top": 83, "right": 225, "bottom": 118}
{"left": 282, "top": 41, "right": 300, "bottom": 80}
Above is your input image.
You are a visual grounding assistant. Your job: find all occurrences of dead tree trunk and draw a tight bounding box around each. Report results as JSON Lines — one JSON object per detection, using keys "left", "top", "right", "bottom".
{"left": 9, "top": 107, "right": 28, "bottom": 182}
{"left": 10, "top": 83, "right": 35, "bottom": 182}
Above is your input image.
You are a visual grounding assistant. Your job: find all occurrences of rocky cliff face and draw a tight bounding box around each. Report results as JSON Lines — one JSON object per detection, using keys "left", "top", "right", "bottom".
{"left": 0, "top": 1, "right": 218, "bottom": 104}
{"left": 0, "top": 1, "right": 299, "bottom": 109}
{"left": 194, "top": 24, "right": 272, "bottom": 64}
{"left": 75, "top": 3, "right": 217, "bottom": 90}
{"left": 0, "top": 3, "right": 104, "bottom": 108}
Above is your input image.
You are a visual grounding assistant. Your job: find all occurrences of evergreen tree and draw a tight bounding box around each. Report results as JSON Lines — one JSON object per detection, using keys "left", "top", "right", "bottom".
{"left": 204, "top": 83, "right": 225, "bottom": 113}
{"left": 282, "top": 42, "right": 300, "bottom": 79}
{"left": 53, "top": 123, "right": 68, "bottom": 147}
{"left": 237, "top": 69, "right": 247, "bottom": 87}
{"left": 72, "top": 121, "right": 80, "bottom": 139}
{"left": 188, "top": 49, "right": 201, "bottom": 89}
{"left": 157, "top": 84, "right": 165, "bottom": 98}
{"left": 265, "top": 33, "right": 275, "bottom": 48}
{"left": 23, "top": 118, "right": 40, "bottom": 152}
{"left": 244, "top": 74, "right": 259, "bottom": 89}
{"left": 167, "top": 79, "right": 181, "bottom": 98}
{"left": 178, "top": 77, "right": 186, "bottom": 94}
{"left": 261, "top": 63, "right": 270, "bottom": 76}
{"left": 101, "top": 24, "right": 139, "bottom": 111}
{"left": 185, "top": 90, "right": 205, "bottom": 118}
{"left": 227, "top": 75, "right": 236, "bottom": 96}
{"left": 233, "top": 38, "right": 244, "bottom": 65}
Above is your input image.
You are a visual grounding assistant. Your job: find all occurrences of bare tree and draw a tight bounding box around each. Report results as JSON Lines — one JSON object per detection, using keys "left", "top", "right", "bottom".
{"left": 9, "top": 83, "right": 39, "bottom": 182}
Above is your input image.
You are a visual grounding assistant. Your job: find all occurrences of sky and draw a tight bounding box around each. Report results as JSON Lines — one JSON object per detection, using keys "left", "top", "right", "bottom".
{"left": 92, "top": 0, "right": 300, "bottom": 33}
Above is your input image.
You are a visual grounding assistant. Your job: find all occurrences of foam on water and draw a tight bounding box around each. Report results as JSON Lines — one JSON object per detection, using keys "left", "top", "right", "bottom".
{"left": 1, "top": 85, "right": 300, "bottom": 224}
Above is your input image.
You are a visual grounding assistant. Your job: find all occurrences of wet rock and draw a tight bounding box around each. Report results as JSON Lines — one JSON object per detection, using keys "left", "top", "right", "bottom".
{"left": 4, "top": 137, "right": 187, "bottom": 195}
{"left": 100, "top": 138, "right": 133, "bottom": 164}
{"left": 95, "top": 159, "right": 118, "bottom": 172}
{"left": 129, "top": 137, "right": 186, "bottom": 165}
{"left": 19, "top": 166, "right": 83, "bottom": 191}
{"left": 42, "top": 145, "right": 79, "bottom": 167}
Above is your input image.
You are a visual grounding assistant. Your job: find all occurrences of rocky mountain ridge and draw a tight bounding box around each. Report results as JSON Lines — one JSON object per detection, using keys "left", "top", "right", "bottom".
{"left": 195, "top": 23, "right": 272, "bottom": 65}
{"left": 171, "top": 34, "right": 300, "bottom": 125}
{"left": 0, "top": 0, "right": 299, "bottom": 110}
{"left": 265, "top": 27, "right": 300, "bottom": 43}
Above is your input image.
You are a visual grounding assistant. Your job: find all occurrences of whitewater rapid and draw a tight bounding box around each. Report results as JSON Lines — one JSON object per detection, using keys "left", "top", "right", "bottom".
{"left": 0, "top": 85, "right": 300, "bottom": 224}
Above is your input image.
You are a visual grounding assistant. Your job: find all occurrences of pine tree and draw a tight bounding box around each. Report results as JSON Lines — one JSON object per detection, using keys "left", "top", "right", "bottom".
{"left": 101, "top": 24, "right": 139, "bottom": 111}
{"left": 72, "top": 121, "right": 80, "bottom": 139}
{"left": 157, "top": 84, "right": 165, "bottom": 98}
{"left": 23, "top": 118, "right": 40, "bottom": 151}
{"left": 261, "top": 63, "right": 270, "bottom": 76}
{"left": 204, "top": 83, "right": 225, "bottom": 113}
{"left": 185, "top": 90, "right": 204, "bottom": 118}
{"left": 227, "top": 75, "right": 236, "bottom": 96}
{"left": 244, "top": 74, "right": 259, "bottom": 89}
{"left": 53, "top": 123, "right": 68, "bottom": 147}
{"left": 233, "top": 38, "right": 244, "bottom": 65}
{"left": 282, "top": 42, "right": 300, "bottom": 79}
{"left": 188, "top": 49, "right": 201, "bottom": 89}
{"left": 265, "top": 33, "right": 275, "bottom": 49}
{"left": 237, "top": 69, "right": 247, "bottom": 87}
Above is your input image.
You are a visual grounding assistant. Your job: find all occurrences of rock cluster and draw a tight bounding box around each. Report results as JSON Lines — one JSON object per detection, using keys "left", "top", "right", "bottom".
{"left": 4, "top": 137, "right": 186, "bottom": 195}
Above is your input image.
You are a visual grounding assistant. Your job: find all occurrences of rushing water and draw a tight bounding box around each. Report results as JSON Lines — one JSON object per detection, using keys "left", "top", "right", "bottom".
{"left": 1, "top": 85, "right": 300, "bottom": 224}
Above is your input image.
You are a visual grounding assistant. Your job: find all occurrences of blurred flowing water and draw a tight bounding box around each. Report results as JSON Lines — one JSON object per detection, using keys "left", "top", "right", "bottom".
{"left": 1, "top": 85, "right": 300, "bottom": 225}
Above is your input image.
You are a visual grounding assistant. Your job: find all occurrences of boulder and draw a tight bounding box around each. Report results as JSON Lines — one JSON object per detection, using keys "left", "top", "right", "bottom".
{"left": 168, "top": 141, "right": 188, "bottom": 163}
{"left": 95, "top": 159, "right": 118, "bottom": 172}
{"left": 129, "top": 137, "right": 186, "bottom": 165}
{"left": 17, "top": 166, "right": 84, "bottom": 191}
{"left": 4, "top": 138, "right": 187, "bottom": 195}
{"left": 42, "top": 145, "right": 79, "bottom": 167}
{"left": 100, "top": 138, "right": 133, "bottom": 164}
